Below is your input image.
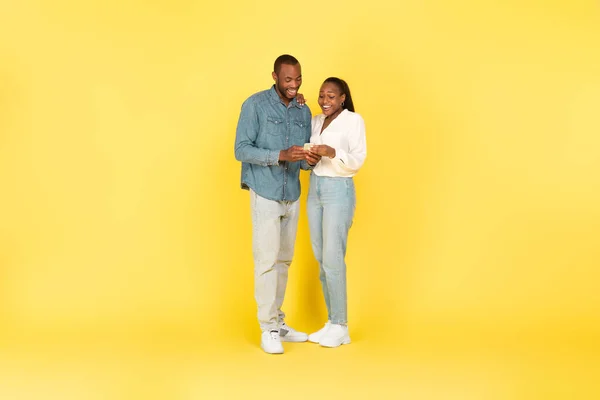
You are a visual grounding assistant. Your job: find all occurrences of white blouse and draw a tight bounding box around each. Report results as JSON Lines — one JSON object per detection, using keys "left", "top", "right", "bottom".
{"left": 309, "top": 109, "right": 367, "bottom": 177}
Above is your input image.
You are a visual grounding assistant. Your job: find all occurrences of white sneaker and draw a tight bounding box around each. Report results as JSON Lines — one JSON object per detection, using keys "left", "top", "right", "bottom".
{"left": 308, "top": 321, "right": 331, "bottom": 343}
{"left": 319, "top": 324, "right": 351, "bottom": 348}
{"left": 279, "top": 323, "right": 308, "bottom": 342}
{"left": 261, "top": 330, "right": 284, "bottom": 354}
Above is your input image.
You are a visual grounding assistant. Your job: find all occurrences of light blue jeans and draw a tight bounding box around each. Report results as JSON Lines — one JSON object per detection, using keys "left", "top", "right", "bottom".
{"left": 250, "top": 189, "right": 300, "bottom": 332}
{"left": 307, "top": 173, "right": 356, "bottom": 325}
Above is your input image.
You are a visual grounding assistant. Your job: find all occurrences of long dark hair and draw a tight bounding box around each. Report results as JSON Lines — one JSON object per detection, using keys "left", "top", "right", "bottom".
{"left": 323, "top": 77, "right": 355, "bottom": 112}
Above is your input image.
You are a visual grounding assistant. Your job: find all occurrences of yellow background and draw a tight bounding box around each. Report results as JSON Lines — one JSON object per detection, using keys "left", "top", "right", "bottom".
{"left": 1, "top": 0, "right": 599, "bottom": 398}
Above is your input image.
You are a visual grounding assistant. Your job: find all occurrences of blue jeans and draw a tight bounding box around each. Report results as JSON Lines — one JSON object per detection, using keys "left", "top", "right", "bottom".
{"left": 250, "top": 189, "right": 300, "bottom": 332}
{"left": 307, "top": 173, "right": 356, "bottom": 325}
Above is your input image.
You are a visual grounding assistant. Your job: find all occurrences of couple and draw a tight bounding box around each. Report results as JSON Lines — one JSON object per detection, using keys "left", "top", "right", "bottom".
{"left": 234, "top": 54, "right": 367, "bottom": 354}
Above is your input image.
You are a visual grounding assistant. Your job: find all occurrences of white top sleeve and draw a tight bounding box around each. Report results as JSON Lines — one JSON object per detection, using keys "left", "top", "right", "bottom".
{"left": 330, "top": 113, "right": 367, "bottom": 175}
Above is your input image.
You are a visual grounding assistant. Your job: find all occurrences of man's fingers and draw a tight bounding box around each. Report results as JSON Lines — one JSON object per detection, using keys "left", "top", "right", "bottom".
{"left": 292, "top": 151, "right": 306, "bottom": 161}
{"left": 285, "top": 146, "right": 321, "bottom": 162}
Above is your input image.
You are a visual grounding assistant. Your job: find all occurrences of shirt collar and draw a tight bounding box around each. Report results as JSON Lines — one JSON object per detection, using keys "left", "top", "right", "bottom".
{"left": 319, "top": 108, "right": 348, "bottom": 120}
{"left": 269, "top": 85, "right": 302, "bottom": 109}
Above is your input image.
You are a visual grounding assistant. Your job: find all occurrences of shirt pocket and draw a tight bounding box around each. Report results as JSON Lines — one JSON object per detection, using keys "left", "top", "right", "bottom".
{"left": 266, "top": 116, "right": 285, "bottom": 136}
{"left": 291, "top": 119, "right": 309, "bottom": 140}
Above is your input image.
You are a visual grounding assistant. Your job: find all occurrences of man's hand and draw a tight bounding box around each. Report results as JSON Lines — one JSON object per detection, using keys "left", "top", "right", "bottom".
{"left": 305, "top": 151, "right": 321, "bottom": 166}
{"left": 309, "top": 144, "right": 336, "bottom": 159}
{"left": 279, "top": 145, "right": 306, "bottom": 162}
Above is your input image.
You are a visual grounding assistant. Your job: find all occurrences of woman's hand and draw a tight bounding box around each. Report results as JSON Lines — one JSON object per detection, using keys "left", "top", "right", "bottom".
{"left": 309, "top": 145, "right": 336, "bottom": 158}
{"left": 305, "top": 150, "right": 321, "bottom": 166}
{"left": 296, "top": 93, "right": 306, "bottom": 106}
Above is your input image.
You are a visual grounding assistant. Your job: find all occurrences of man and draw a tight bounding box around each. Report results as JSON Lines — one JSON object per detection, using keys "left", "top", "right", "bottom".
{"left": 235, "top": 54, "right": 321, "bottom": 354}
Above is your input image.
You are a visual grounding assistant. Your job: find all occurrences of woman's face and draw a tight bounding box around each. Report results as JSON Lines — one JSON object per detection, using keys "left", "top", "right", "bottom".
{"left": 318, "top": 82, "right": 346, "bottom": 118}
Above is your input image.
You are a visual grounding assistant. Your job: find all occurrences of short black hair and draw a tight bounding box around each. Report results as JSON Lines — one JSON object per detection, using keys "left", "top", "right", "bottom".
{"left": 274, "top": 54, "right": 299, "bottom": 74}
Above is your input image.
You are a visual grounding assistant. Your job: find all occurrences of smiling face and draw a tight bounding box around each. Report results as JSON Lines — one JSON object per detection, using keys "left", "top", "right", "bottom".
{"left": 272, "top": 63, "right": 302, "bottom": 104}
{"left": 318, "top": 82, "right": 346, "bottom": 119}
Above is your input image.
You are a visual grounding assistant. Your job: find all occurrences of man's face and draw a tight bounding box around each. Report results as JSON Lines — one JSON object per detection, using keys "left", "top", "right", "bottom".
{"left": 272, "top": 63, "right": 302, "bottom": 101}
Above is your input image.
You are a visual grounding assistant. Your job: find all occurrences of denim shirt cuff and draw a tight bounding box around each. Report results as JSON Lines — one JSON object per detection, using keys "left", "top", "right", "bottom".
{"left": 267, "top": 150, "right": 280, "bottom": 166}
{"left": 302, "top": 160, "right": 314, "bottom": 170}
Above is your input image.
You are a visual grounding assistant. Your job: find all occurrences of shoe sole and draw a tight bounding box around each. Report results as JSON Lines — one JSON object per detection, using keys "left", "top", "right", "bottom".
{"left": 260, "top": 344, "right": 284, "bottom": 354}
{"left": 280, "top": 336, "right": 308, "bottom": 343}
{"left": 319, "top": 337, "right": 351, "bottom": 348}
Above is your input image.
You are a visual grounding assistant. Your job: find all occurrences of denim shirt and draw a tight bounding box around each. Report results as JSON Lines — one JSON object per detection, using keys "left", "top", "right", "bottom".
{"left": 234, "top": 85, "right": 312, "bottom": 201}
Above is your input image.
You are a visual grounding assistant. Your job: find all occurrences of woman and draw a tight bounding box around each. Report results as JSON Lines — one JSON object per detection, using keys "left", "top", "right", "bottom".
{"left": 305, "top": 77, "right": 367, "bottom": 348}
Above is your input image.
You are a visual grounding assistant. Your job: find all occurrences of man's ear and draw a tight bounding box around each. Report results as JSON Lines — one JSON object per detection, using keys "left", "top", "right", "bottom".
{"left": 272, "top": 71, "right": 277, "bottom": 82}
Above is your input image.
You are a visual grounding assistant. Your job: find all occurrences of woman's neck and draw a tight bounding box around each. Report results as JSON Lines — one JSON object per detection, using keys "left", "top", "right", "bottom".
{"left": 325, "top": 108, "right": 343, "bottom": 121}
